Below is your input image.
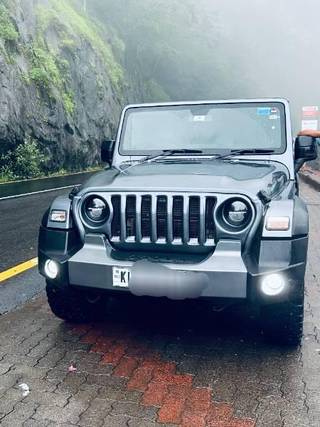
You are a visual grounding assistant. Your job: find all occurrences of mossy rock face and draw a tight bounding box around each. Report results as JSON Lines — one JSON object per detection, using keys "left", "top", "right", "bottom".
{"left": 0, "top": 4, "right": 19, "bottom": 42}
{"left": 0, "top": 0, "right": 127, "bottom": 174}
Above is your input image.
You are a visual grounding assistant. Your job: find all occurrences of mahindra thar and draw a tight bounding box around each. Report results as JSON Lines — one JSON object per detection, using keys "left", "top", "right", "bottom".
{"left": 38, "top": 99, "right": 317, "bottom": 345}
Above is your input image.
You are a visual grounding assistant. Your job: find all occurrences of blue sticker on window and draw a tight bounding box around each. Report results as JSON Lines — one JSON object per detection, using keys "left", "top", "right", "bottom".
{"left": 257, "top": 107, "right": 272, "bottom": 116}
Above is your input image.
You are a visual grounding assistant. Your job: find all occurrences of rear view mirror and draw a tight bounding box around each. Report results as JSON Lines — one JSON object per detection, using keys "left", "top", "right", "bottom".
{"left": 294, "top": 135, "right": 317, "bottom": 172}
{"left": 101, "top": 140, "right": 115, "bottom": 164}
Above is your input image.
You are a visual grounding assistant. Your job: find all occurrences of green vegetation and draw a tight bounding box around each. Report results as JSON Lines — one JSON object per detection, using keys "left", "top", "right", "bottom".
{"left": 0, "top": 0, "right": 232, "bottom": 181}
{"left": 30, "top": 46, "right": 61, "bottom": 88}
{"left": 0, "top": 135, "right": 103, "bottom": 183}
{"left": 21, "top": 0, "right": 124, "bottom": 115}
{"left": 53, "top": 0, "right": 123, "bottom": 88}
{"left": 27, "top": 40, "right": 76, "bottom": 115}
{"left": 0, "top": 4, "right": 18, "bottom": 42}
{"left": 0, "top": 137, "right": 46, "bottom": 181}
{"left": 26, "top": 6, "right": 74, "bottom": 114}
{"left": 35, "top": 0, "right": 123, "bottom": 90}
{"left": 62, "top": 92, "right": 75, "bottom": 115}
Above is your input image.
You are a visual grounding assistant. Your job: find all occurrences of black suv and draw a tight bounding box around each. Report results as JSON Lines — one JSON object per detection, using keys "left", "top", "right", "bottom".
{"left": 38, "top": 99, "right": 317, "bottom": 345}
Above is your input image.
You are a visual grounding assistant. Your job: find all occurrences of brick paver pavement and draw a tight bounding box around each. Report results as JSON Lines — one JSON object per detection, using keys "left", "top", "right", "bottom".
{"left": 0, "top": 181, "right": 320, "bottom": 427}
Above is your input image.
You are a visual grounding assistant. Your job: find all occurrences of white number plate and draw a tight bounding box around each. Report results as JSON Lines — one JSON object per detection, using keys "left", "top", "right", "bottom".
{"left": 112, "top": 267, "right": 131, "bottom": 288}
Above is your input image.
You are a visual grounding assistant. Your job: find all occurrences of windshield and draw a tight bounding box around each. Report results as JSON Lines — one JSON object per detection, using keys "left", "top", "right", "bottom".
{"left": 120, "top": 102, "right": 286, "bottom": 155}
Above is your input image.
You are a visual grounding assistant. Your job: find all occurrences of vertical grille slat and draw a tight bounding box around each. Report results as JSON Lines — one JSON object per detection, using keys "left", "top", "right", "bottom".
{"left": 141, "top": 196, "right": 152, "bottom": 239}
{"left": 173, "top": 196, "right": 184, "bottom": 240}
{"left": 120, "top": 195, "right": 127, "bottom": 241}
{"left": 167, "top": 196, "right": 173, "bottom": 243}
{"left": 156, "top": 196, "right": 167, "bottom": 239}
{"left": 135, "top": 195, "right": 142, "bottom": 242}
{"left": 189, "top": 196, "right": 200, "bottom": 239}
{"left": 109, "top": 193, "right": 216, "bottom": 247}
{"left": 125, "top": 196, "right": 136, "bottom": 239}
{"left": 111, "top": 196, "right": 121, "bottom": 239}
{"left": 199, "top": 196, "right": 206, "bottom": 244}
{"left": 183, "top": 195, "right": 189, "bottom": 243}
{"left": 205, "top": 197, "right": 216, "bottom": 241}
{"left": 151, "top": 195, "right": 157, "bottom": 242}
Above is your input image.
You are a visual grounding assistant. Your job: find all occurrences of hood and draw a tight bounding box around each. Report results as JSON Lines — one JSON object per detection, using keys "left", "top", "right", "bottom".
{"left": 80, "top": 159, "right": 290, "bottom": 199}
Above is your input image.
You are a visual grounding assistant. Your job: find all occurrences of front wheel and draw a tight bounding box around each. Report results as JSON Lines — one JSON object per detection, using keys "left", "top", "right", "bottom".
{"left": 260, "top": 297, "right": 304, "bottom": 346}
{"left": 46, "top": 281, "right": 106, "bottom": 323}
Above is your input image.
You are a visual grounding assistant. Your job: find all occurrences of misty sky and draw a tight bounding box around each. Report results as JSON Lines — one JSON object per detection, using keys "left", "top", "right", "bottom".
{"left": 211, "top": 0, "right": 319, "bottom": 132}
{"left": 87, "top": 0, "right": 319, "bottom": 133}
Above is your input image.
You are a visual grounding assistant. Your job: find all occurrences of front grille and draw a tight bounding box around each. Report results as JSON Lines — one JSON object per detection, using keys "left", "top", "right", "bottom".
{"left": 110, "top": 194, "right": 216, "bottom": 246}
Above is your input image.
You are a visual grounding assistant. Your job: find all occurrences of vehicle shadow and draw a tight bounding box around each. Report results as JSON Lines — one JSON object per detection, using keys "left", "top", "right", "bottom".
{"left": 98, "top": 295, "right": 297, "bottom": 355}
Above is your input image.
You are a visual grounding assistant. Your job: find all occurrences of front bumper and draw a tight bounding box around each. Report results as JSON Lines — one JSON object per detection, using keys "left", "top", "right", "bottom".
{"left": 38, "top": 232, "right": 307, "bottom": 302}
{"left": 68, "top": 235, "right": 247, "bottom": 299}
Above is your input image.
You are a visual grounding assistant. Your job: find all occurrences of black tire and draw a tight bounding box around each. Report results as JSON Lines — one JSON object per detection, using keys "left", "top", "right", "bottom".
{"left": 260, "top": 298, "right": 304, "bottom": 346}
{"left": 46, "top": 281, "right": 106, "bottom": 323}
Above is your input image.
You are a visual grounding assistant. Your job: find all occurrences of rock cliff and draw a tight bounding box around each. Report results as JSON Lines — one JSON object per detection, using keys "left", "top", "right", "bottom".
{"left": 0, "top": 0, "right": 130, "bottom": 173}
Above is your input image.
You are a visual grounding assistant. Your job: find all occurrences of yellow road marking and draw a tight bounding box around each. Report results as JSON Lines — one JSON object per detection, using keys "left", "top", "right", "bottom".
{"left": 0, "top": 258, "right": 38, "bottom": 283}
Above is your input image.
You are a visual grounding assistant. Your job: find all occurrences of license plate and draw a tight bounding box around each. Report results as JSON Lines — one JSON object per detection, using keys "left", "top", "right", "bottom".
{"left": 113, "top": 267, "right": 131, "bottom": 288}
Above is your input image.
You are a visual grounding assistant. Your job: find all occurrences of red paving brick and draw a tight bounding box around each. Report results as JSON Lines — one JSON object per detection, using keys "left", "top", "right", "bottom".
{"left": 101, "top": 343, "right": 127, "bottom": 364}
{"left": 153, "top": 371, "right": 193, "bottom": 386}
{"left": 181, "top": 411, "right": 207, "bottom": 427}
{"left": 113, "top": 356, "right": 139, "bottom": 378}
{"left": 71, "top": 326, "right": 256, "bottom": 426}
{"left": 90, "top": 336, "right": 114, "bottom": 353}
{"left": 185, "top": 387, "right": 212, "bottom": 413}
{"left": 142, "top": 381, "right": 168, "bottom": 406}
{"left": 158, "top": 396, "right": 186, "bottom": 424}
{"left": 127, "top": 365, "right": 155, "bottom": 391}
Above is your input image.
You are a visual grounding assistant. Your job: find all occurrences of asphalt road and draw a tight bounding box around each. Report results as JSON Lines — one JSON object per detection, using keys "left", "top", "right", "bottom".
{"left": 0, "top": 171, "right": 97, "bottom": 199}
{"left": 0, "top": 171, "right": 97, "bottom": 272}
{"left": 0, "top": 188, "right": 69, "bottom": 272}
{"left": 0, "top": 181, "right": 319, "bottom": 426}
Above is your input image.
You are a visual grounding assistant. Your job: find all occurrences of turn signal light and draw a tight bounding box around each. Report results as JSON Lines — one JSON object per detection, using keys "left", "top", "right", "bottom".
{"left": 50, "top": 210, "right": 67, "bottom": 222}
{"left": 265, "top": 216, "right": 290, "bottom": 231}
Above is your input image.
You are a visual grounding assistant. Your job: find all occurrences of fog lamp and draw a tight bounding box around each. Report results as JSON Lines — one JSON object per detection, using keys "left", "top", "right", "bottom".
{"left": 261, "top": 273, "right": 286, "bottom": 296}
{"left": 44, "top": 259, "right": 59, "bottom": 279}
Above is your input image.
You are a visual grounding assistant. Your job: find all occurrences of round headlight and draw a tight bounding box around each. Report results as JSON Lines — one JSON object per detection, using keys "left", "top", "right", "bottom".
{"left": 223, "top": 200, "right": 251, "bottom": 228}
{"left": 84, "top": 197, "right": 109, "bottom": 224}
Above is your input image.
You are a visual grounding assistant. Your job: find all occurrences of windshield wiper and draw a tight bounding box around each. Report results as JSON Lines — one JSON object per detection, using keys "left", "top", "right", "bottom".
{"left": 120, "top": 149, "right": 203, "bottom": 174}
{"left": 214, "top": 148, "right": 275, "bottom": 160}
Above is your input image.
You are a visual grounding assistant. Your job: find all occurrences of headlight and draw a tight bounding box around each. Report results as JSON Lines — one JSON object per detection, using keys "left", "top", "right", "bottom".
{"left": 223, "top": 199, "right": 251, "bottom": 228}
{"left": 83, "top": 196, "right": 109, "bottom": 224}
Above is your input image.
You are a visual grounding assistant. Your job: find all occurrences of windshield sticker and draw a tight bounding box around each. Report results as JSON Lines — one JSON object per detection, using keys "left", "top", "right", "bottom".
{"left": 191, "top": 115, "right": 212, "bottom": 122}
{"left": 269, "top": 114, "right": 280, "bottom": 120}
{"left": 257, "top": 107, "right": 272, "bottom": 116}
{"left": 271, "top": 108, "right": 279, "bottom": 114}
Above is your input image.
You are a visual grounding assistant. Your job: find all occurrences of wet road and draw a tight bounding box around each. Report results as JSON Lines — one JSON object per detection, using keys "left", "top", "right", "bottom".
{"left": 0, "top": 181, "right": 319, "bottom": 426}
{"left": 0, "top": 171, "right": 98, "bottom": 199}
{"left": 0, "top": 171, "right": 97, "bottom": 271}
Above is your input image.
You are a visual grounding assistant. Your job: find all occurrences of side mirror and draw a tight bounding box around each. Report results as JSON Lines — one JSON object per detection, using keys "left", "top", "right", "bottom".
{"left": 294, "top": 135, "right": 317, "bottom": 172}
{"left": 101, "top": 140, "right": 115, "bottom": 164}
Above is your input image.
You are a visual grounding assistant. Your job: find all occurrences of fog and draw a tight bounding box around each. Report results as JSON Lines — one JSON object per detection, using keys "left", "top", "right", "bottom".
{"left": 87, "top": 0, "right": 320, "bottom": 133}
{"left": 213, "top": 0, "right": 320, "bottom": 132}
